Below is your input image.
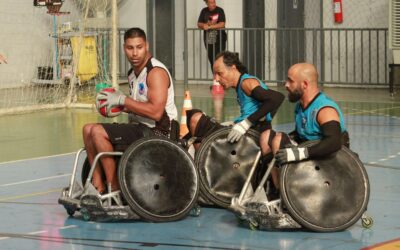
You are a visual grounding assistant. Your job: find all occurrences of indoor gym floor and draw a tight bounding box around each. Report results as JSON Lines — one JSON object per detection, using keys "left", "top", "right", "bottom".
{"left": 0, "top": 84, "right": 399, "bottom": 250}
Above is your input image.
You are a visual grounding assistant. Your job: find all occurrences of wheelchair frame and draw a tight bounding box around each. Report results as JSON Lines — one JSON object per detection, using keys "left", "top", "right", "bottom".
{"left": 59, "top": 136, "right": 200, "bottom": 222}
{"left": 230, "top": 149, "right": 374, "bottom": 231}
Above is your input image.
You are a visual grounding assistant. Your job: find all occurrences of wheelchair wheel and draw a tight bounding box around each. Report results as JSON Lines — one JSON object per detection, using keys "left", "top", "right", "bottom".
{"left": 280, "top": 141, "right": 370, "bottom": 232}
{"left": 195, "top": 127, "right": 260, "bottom": 208}
{"left": 118, "top": 137, "right": 199, "bottom": 222}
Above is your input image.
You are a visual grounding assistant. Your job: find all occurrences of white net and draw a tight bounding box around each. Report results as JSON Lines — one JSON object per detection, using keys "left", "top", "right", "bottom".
{"left": 0, "top": 0, "right": 117, "bottom": 115}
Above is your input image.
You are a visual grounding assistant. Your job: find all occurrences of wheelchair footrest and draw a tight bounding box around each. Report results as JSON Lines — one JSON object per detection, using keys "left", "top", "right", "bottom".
{"left": 233, "top": 201, "right": 302, "bottom": 230}
{"left": 58, "top": 196, "right": 81, "bottom": 216}
{"left": 80, "top": 195, "right": 140, "bottom": 221}
{"left": 247, "top": 210, "right": 301, "bottom": 230}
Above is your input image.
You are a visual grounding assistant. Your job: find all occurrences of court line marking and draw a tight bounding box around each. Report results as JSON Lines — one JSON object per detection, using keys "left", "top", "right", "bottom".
{"left": 0, "top": 223, "right": 78, "bottom": 242}
{"left": 0, "top": 174, "right": 71, "bottom": 187}
{"left": 346, "top": 105, "right": 400, "bottom": 116}
{"left": 361, "top": 237, "right": 400, "bottom": 250}
{"left": 367, "top": 152, "right": 400, "bottom": 165}
{"left": 29, "top": 230, "right": 47, "bottom": 235}
{"left": 0, "top": 188, "right": 62, "bottom": 202}
{"left": 0, "top": 152, "right": 76, "bottom": 166}
{"left": 0, "top": 227, "right": 77, "bottom": 242}
{"left": 59, "top": 225, "right": 77, "bottom": 230}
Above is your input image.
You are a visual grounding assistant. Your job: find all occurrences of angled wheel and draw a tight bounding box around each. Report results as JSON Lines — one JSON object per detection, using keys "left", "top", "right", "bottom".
{"left": 280, "top": 141, "right": 370, "bottom": 232}
{"left": 362, "top": 214, "right": 373, "bottom": 229}
{"left": 118, "top": 137, "right": 199, "bottom": 222}
{"left": 195, "top": 127, "right": 260, "bottom": 208}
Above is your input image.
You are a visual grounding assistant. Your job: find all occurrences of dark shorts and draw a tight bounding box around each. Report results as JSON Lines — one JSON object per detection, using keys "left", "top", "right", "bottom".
{"left": 101, "top": 123, "right": 154, "bottom": 151}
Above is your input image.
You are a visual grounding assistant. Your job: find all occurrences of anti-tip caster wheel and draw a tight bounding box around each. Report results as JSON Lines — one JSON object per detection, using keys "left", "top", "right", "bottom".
{"left": 66, "top": 207, "right": 76, "bottom": 216}
{"left": 362, "top": 215, "right": 373, "bottom": 229}
{"left": 190, "top": 204, "right": 201, "bottom": 217}
{"left": 249, "top": 219, "right": 259, "bottom": 230}
{"left": 80, "top": 207, "right": 91, "bottom": 221}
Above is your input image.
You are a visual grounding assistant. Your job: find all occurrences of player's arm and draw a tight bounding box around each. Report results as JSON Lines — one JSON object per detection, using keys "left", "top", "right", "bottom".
{"left": 241, "top": 78, "right": 285, "bottom": 124}
{"left": 306, "top": 107, "right": 342, "bottom": 158}
{"left": 275, "top": 107, "right": 342, "bottom": 164}
{"left": 227, "top": 79, "right": 284, "bottom": 143}
{"left": 123, "top": 67, "right": 169, "bottom": 121}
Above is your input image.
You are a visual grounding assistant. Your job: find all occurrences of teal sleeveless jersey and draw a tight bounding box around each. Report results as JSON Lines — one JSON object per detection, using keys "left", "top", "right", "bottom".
{"left": 295, "top": 92, "right": 346, "bottom": 141}
{"left": 234, "top": 73, "right": 272, "bottom": 123}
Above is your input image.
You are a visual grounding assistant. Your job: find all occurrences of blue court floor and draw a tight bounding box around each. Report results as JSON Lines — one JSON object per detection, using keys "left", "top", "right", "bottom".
{"left": 0, "top": 86, "right": 399, "bottom": 250}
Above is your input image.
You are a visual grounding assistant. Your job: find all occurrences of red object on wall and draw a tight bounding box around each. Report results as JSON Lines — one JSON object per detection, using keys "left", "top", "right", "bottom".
{"left": 333, "top": 0, "right": 343, "bottom": 23}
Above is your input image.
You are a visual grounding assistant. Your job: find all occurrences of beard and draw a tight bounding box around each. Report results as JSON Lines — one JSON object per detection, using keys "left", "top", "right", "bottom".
{"left": 287, "top": 88, "right": 303, "bottom": 102}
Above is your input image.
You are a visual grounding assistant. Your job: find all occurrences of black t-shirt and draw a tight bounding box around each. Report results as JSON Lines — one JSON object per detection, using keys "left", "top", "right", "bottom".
{"left": 198, "top": 6, "right": 226, "bottom": 44}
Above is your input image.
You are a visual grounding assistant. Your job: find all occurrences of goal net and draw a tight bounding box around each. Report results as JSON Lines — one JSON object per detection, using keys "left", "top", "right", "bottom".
{"left": 0, "top": 0, "right": 119, "bottom": 115}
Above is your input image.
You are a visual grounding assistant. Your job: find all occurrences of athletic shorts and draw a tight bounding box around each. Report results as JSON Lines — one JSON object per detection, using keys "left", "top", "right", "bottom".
{"left": 101, "top": 123, "right": 154, "bottom": 151}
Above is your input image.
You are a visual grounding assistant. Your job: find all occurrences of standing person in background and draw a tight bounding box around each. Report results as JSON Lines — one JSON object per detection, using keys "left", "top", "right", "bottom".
{"left": 0, "top": 54, "right": 7, "bottom": 64}
{"left": 198, "top": 0, "right": 227, "bottom": 105}
{"left": 197, "top": 0, "right": 227, "bottom": 73}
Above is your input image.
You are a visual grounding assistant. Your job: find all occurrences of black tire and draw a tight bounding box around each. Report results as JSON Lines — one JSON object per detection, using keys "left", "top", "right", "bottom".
{"left": 195, "top": 127, "right": 260, "bottom": 208}
{"left": 279, "top": 141, "right": 370, "bottom": 232}
{"left": 118, "top": 137, "right": 199, "bottom": 222}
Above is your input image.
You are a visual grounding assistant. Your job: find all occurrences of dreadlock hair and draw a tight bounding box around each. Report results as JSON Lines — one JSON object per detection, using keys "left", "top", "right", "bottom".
{"left": 215, "top": 51, "right": 248, "bottom": 74}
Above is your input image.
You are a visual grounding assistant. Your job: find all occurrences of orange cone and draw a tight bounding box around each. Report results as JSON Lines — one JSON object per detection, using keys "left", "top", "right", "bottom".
{"left": 180, "top": 90, "right": 193, "bottom": 138}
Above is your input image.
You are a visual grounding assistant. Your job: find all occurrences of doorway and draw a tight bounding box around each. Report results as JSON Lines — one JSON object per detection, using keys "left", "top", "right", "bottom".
{"left": 147, "top": 0, "right": 175, "bottom": 77}
{"left": 277, "top": 0, "right": 305, "bottom": 81}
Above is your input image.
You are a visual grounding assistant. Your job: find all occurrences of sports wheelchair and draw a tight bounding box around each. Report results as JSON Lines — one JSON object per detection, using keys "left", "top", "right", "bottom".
{"left": 58, "top": 121, "right": 200, "bottom": 222}
{"left": 193, "top": 127, "right": 373, "bottom": 232}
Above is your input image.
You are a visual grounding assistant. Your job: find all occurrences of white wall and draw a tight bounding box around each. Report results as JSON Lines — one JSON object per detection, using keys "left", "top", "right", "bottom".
{"left": 0, "top": 0, "right": 391, "bottom": 87}
{"left": 0, "top": 0, "right": 54, "bottom": 87}
{"left": 322, "top": 0, "right": 389, "bottom": 84}
{"left": 175, "top": 0, "right": 185, "bottom": 81}
{"left": 265, "top": 0, "right": 278, "bottom": 80}
{"left": 323, "top": 0, "right": 388, "bottom": 28}
{"left": 118, "top": 0, "right": 147, "bottom": 31}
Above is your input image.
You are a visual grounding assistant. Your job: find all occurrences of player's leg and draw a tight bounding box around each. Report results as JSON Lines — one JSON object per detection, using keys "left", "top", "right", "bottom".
{"left": 82, "top": 123, "right": 106, "bottom": 193}
{"left": 186, "top": 109, "right": 223, "bottom": 150}
{"left": 90, "top": 124, "right": 120, "bottom": 191}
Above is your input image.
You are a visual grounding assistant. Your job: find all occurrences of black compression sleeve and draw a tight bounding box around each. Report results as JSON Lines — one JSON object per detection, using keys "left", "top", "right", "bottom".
{"left": 307, "top": 120, "right": 342, "bottom": 158}
{"left": 247, "top": 86, "right": 284, "bottom": 124}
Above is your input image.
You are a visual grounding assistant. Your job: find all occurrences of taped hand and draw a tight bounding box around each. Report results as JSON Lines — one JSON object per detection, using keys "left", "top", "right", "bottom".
{"left": 275, "top": 147, "right": 309, "bottom": 165}
{"left": 227, "top": 119, "right": 252, "bottom": 143}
